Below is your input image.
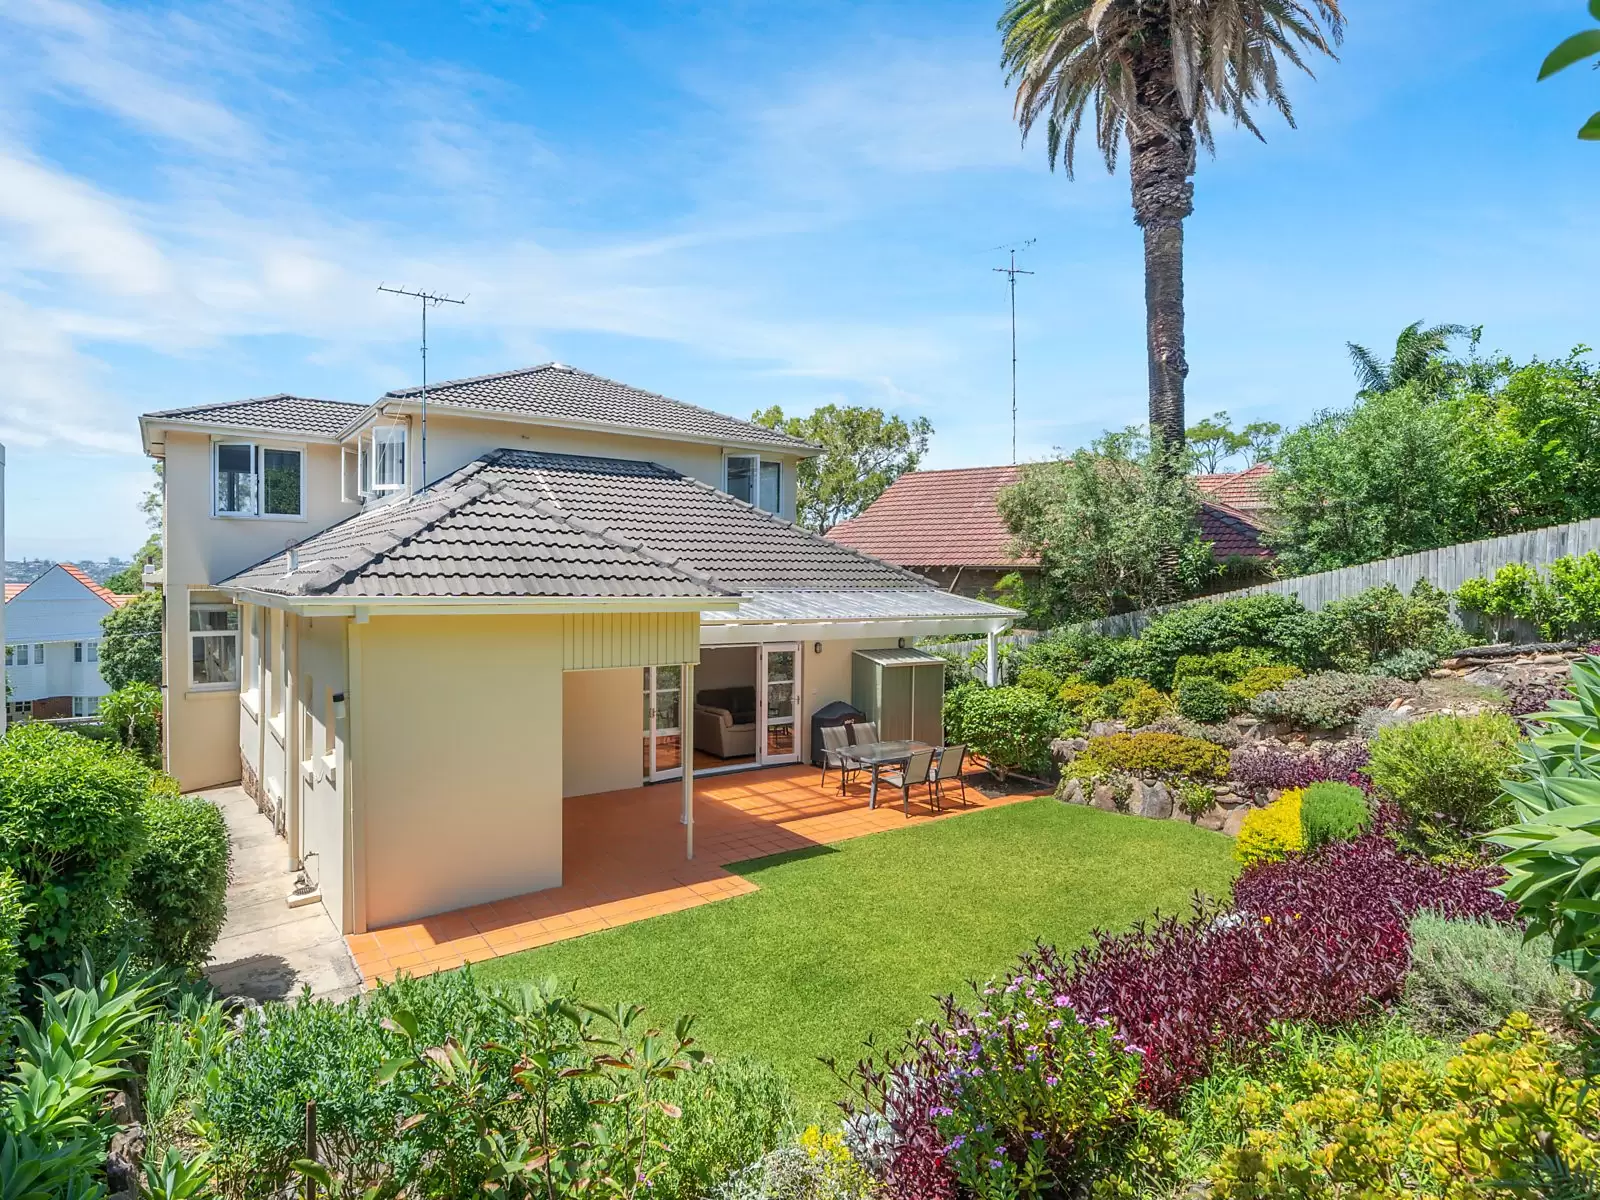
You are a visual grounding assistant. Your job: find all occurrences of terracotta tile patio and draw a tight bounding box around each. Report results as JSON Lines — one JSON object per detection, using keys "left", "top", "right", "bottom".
{"left": 347, "top": 763, "right": 1043, "bottom": 984}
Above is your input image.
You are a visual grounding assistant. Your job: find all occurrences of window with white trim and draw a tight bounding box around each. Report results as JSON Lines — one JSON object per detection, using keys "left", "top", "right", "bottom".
{"left": 4, "top": 646, "right": 14, "bottom": 667}
{"left": 6, "top": 700, "right": 32, "bottom": 720}
{"left": 214, "top": 442, "right": 304, "bottom": 518}
{"left": 190, "top": 603, "right": 240, "bottom": 689}
{"left": 88, "top": 641, "right": 99, "bottom": 663}
{"left": 725, "top": 455, "right": 781, "bottom": 512}
{"left": 372, "top": 426, "right": 407, "bottom": 492}
{"left": 74, "top": 641, "right": 98, "bottom": 663}
{"left": 32, "top": 644, "right": 44, "bottom": 666}
{"left": 72, "top": 696, "right": 100, "bottom": 718}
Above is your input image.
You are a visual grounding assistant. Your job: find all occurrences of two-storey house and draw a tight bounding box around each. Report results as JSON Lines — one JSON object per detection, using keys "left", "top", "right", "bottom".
{"left": 4, "top": 563, "right": 134, "bottom": 721}
{"left": 139, "top": 364, "right": 1015, "bottom": 935}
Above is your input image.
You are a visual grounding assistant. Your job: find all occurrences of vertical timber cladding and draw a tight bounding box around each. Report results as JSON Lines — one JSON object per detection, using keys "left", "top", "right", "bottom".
{"left": 561, "top": 612, "right": 701, "bottom": 671}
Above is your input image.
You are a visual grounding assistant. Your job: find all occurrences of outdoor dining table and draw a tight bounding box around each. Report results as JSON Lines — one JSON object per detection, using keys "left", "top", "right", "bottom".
{"left": 844, "top": 739, "right": 932, "bottom": 810}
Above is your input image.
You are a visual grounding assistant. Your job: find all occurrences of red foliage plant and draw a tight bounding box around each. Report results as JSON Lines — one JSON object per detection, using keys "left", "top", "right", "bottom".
{"left": 838, "top": 836, "right": 1514, "bottom": 1197}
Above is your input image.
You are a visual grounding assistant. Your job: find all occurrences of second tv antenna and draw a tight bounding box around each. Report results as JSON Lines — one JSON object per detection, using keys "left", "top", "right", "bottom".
{"left": 992, "top": 240, "right": 1035, "bottom": 465}
{"left": 378, "top": 284, "right": 466, "bottom": 487}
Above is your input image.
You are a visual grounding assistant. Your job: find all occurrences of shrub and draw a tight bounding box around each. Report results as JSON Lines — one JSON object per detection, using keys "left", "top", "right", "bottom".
{"left": 1017, "top": 631, "right": 1102, "bottom": 682}
{"left": 1235, "top": 790, "right": 1305, "bottom": 866}
{"left": 1364, "top": 711, "right": 1521, "bottom": 847}
{"left": 941, "top": 679, "right": 982, "bottom": 744}
{"left": 126, "top": 791, "right": 231, "bottom": 969}
{"left": 1229, "top": 741, "right": 1371, "bottom": 793}
{"left": 1455, "top": 552, "right": 1600, "bottom": 641}
{"left": 1208, "top": 1015, "right": 1600, "bottom": 1199}
{"left": 1354, "top": 704, "right": 1413, "bottom": 740}
{"left": 1249, "top": 670, "right": 1415, "bottom": 729}
{"left": 713, "top": 1128, "right": 876, "bottom": 1200}
{"left": 1369, "top": 645, "right": 1441, "bottom": 681}
{"left": 97, "top": 681, "right": 163, "bottom": 767}
{"left": 1175, "top": 778, "right": 1217, "bottom": 820}
{"left": 1079, "top": 732, "right": 1230, "bottom": 781}
{"left": 99, "top": 589, "right": 163, "bottom": 690}
{"left": 1082, "top": 637, "right": 1151, "bottom": 685}
{"left": 0, "top": 869, "right": 23, "bottom": 1033}
{"left": 0, "top": 724, "right": 150, "bottom": 980}
{"left": 1298, "top": 781, "right": 1370, "bottom": 850}
{"left": 1120, "top": 683, "right": 1172, "bottom": 728}
{"left": 1507, "top": 675, "right": 1568, "bottom": 719}
{"left": 1171, "top": 647, "right": 1286, "bottom": 688}
{"left": 646, "top": 1058, "right": 800, "bottom": 1200}
{"left": 1014, "top": 665, "right": 1063, "bottom": 696}
{"left": 1141, "top": 713, "right": 1244, "bottom": 749}
{"left": 1135, "top": 594, "right": 1334, "bottom": 687}
{"left": 1320, "top": 580, "right": 1467, "bottom": 670}
{"left": 1175, "top": 676, "right": 1235, "bottom": 724}
{"left": 1402, "top": 914, "right": 1578, "bottom": 1042}
{"left": 1228, "top": 664, "right": 1304, "bottom": 701}
{"left": 958, "top": 686, "right": 1059, "bottom": 780}
{"left": 1056, "top": 675, "right": 1104, "bottom": 732}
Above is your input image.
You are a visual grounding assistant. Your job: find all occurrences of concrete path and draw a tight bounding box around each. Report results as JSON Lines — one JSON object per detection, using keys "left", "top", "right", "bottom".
{"left": 204, "top": 786, "right": 362, "bottom": 1003}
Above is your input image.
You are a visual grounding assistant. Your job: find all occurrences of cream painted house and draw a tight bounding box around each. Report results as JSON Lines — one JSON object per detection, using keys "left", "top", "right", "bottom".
{"left": 139, "top": 365, "right": 1015, "bottom": 934}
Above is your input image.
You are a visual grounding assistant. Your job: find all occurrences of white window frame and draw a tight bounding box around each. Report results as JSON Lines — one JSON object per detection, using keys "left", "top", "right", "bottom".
{"left": 72, "top": 696, "right": 100, "bottom": 718}
{"left": 212, "top": 439, "right": 307, "bottom": 520}
{"left": 74, "top": 642, "right": 84, "bottom": 663}
{"left": 724, "top": 454, "right": 781, "bottom": 513}
{"left": 4, "top": 645, "right": 13, "bottom": 667}
{"left": 190, "top": 602, "right": 241, "bottom": 692}
{"left": 32, "top": 644, "right": 44, "bottom": 665}
{"left": 88, "top": 640, "right": 99, "bottom": 663}
{"left": 371, "top": 425, "right": 407, "bottom": 494}
{"left": 7, "top": 699, "right": 32, "bottom": 719}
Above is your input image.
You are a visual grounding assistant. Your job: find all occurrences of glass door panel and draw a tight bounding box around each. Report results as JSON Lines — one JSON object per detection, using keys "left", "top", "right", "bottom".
{"left": 642, "top": 665, "right": 683, "bottom": 781}
{"left": 758, "top": 645, "right": 800, "bottom": 764}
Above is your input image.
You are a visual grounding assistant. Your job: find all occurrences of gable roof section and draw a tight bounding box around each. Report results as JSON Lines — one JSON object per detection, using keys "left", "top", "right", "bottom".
{"left": 1195, "top": 462, "right": 1272, "bottom": 512}
{"left": 222, "top": 450, "right": 941, "bottom": 602}
{"left": 827, "top": 464, "right": 1274, "bottom": 569}
{"left": 5, "top": 564, "right": 134, "bottom": 609}
{"left": 144, "top": 394, "right": 366, "bottom": 439}
{"left": 378, "top": 365, "right": 817, "bottom": 453}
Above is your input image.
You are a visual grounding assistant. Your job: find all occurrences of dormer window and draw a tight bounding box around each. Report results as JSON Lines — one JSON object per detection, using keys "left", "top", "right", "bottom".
{"left": 372, "top": 426, "right": 406, "bottom": 492}
{"left": 214, "top": 442, "right": 303, "bottom": 518}
{"left": 726, "top": 455, "right": 780, "bottom": 512}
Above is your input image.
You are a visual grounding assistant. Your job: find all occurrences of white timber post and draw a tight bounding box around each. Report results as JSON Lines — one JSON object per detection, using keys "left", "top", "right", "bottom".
{"left": 681, "top": 661, "right": 695, "bottom": 859}
{"left": 986, "top": 629, "right": 999, "bottom": 687}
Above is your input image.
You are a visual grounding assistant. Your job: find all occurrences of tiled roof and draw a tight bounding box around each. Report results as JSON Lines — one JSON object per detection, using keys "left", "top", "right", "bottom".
{"left": 827, "top": 464, "right": 1274, "bottom": 568}
{"left": 143, "top": 394, "right": 366, "bottom": 437}
{"left": 4, "top": 565, "right": 135, "bottom": 607}
{"left": 222, "top": 450, "right": 932, "bottom": 601}
{"left": 59, "top": 564, "right": 136, "bottom": 607}
{"left": 382, "top": 365, "right": 817, "bottom": 452}
{"left": 1195, "top": 463, "right": 1273, "bottom": 511}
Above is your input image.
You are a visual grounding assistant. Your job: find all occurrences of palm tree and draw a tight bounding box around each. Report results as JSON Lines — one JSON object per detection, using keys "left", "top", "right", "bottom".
{"left": 1001, "top": 0, "right": 1345, "bottom": 463}
{"left": 1346, "top": 321, "right": 1469, "bottom": 395}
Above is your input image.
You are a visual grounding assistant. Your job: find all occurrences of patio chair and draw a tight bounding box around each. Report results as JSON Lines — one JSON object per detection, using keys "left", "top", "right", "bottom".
{"left": 880, "top": 746, "right": 936, "bottom": 817}
{"left": 928, "top": 744, "right": 969, "bottom": 812}
{"left": 820, "top": 724, "right": 860, "bottom": 794}
{"left": 849, "top": 721, "right": 878, "bottom": 747}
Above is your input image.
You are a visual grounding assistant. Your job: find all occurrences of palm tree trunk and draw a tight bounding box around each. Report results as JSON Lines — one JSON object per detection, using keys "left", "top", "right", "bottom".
{"left": 1126, "top": 94, "right": 1195, "bottom": 599}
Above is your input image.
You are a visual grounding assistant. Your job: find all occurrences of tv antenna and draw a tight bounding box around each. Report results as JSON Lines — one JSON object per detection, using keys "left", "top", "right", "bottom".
{"left": 378, "top": 284, "right": 467, "bottom": 488}
{"left": 992, "top": 239, "right": 1035, "bottom": 465}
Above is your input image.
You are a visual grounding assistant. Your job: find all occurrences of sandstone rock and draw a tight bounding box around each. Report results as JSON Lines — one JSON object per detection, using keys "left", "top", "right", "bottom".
{"left": 1088, "top": 720, "right": 1122, "bottom": 738}
{"left": 1198, "top": 807, "right": 1227, "bottom": 832}
{"left": 1135, "top": 779, "right": 1173, "bottom": 820}
{"left": 1050, "top": 737, "right": 1089, "bottom": 765}
{"left": 1058, "top": 777, "right": 1085, "bottom": 805}
{"left": 1221, "top": 806, "right": 1250, "bottom": 837}
{"left": 1091, "top": 782, "right": 1120, "bottom": 812}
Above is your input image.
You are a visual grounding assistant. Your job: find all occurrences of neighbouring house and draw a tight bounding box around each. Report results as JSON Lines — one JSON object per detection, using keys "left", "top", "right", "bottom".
{"left": 139, "top": 364, "right": 1017, "bottom": 935}
{"left": 826, "top": 464, "right": 1275, "bottom": 602}
{"left": 3, "top": 563, "right": 135, "bottom": 721}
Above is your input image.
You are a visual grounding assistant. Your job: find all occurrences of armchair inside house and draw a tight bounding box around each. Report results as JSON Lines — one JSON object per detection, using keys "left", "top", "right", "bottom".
{"left": 693, "top": 686, "right": 758, "bottom": 759}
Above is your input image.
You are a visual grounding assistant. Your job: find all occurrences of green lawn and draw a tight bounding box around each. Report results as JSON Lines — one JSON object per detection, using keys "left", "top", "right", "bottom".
{"left": 473, "top": 798, "right": 1237, "bottom": 1111}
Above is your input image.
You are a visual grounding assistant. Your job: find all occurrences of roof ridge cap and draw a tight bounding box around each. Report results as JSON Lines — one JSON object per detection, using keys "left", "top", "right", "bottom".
{"left": 491, "top": 469, "right": 736, "bottom": 597}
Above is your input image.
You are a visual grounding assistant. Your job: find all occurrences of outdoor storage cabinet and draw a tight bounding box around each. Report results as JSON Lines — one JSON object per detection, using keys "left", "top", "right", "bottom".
{"left": 851, "top": 648, "right": 946, "bottom": 744}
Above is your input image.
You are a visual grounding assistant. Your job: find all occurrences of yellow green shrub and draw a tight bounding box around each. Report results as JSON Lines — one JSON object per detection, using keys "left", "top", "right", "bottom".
{"left": 1209, "top": 1013, "right": 1600, "bottom": 1199}
{"left": 1235, "top": 789, "right": 1306, "bottom": 866}
{"left": 1228, "top": 665, "right": 1305, "bottom": 703}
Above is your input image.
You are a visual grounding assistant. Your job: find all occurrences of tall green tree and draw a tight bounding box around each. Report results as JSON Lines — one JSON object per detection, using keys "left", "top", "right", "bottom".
{"left": 100, "top": 591, "right": 163, "bottom": 691}
{"left": 1345, "top": 321, "right": 1469, "bottom": 395}
{"left": 1185, "top": 411, "right": 1247, "bottom": 472}
{"left": 751, "top": 405, "right": 932, "bottom": 532}
{"left": 998, "top": 428, "right": 1218, "bottom": 623}
{"left": 1000, "top": 0, "right": 1344, "bottom": 464}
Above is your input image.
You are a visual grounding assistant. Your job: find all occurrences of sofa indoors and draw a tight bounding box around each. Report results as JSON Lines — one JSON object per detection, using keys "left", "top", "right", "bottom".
{"left": 694, "top": 686, "right": 758, "bottom": 758}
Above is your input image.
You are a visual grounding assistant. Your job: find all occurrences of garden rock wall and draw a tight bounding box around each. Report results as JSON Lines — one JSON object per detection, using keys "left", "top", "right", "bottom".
{"left": 1056, "top": 642, "right": 1585, "bottom": 835}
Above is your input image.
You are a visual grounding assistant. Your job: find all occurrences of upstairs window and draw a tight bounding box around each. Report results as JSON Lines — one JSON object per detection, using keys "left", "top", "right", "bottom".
{"left": 191, "top": 603, "right": 240, "bottom": 689}
{"left": 725, "top": 455, "right": 781, "bottom": 512}
{"left": 372, "top": 426, "right": 407, "bottom": 492}
{"left": 214, "top": 442, "right": 303, "bottom": 518}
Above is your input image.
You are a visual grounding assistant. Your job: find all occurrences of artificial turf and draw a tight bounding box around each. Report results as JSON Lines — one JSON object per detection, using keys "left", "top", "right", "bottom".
{"left": 473, "top": 797, "right": 1238, "bottom": 1111}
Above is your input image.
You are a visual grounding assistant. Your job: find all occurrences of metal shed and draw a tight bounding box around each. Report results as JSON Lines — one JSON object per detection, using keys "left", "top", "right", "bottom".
{"left": 851, "top": 647, "right": 946, "bottom": 745}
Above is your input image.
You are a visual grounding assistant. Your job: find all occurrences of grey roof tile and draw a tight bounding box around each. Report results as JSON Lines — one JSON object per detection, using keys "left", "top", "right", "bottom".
{"left": 143, "top": 394, "right": 365, "bottom": 437}
{"left": 382, "top": 364, "right": 816, "bottom": 452}
{"left": 220, "top": 449, "right": 941, "bottom": 603}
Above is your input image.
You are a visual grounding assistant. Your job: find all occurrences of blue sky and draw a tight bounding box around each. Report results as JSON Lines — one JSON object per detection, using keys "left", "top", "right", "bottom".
{"left": 1, "top": 0, "right": 1597, "bottom": 559}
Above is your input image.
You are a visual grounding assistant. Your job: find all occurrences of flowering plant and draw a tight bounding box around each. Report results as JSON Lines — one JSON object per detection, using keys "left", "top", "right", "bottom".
{"left": 925, "top": 980, "right": 1174, "bottom": 1199}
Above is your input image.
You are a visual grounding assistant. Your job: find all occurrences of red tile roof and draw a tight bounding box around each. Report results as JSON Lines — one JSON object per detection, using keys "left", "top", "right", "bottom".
{"left": 827, "top": 464, "right": 1273, "bottom": 569}
{"left": 5, "top": 564, "right": 137, "bottom": 607}
{"left": 1195, "top": 462, "right": 1272, "bottom": 512}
